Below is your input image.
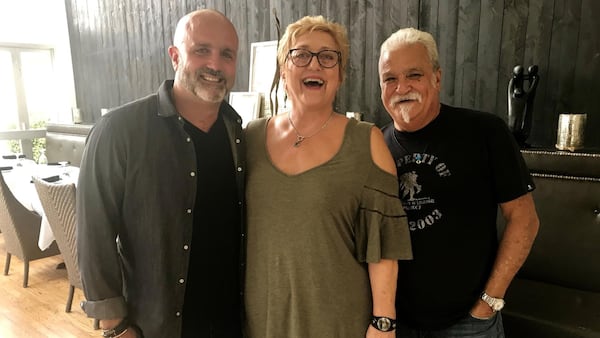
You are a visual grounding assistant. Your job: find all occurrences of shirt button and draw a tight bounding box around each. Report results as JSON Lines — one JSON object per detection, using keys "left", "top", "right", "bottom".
{"left": 179, "top": 278, "right": 185, "bottom": 284}
{"left": 190, "top": 172, "right": 195, "bottom": 177}
{"left": 183, "top": 245, "right": 189, "bottom": 250}
{"left": 237, "top": 167, "right": 242, "bottom": 172}
{"left": 235, "top": 138, "right": 241, "bottom": 144}
{"left": 186, "top": 137, "right": 191, "bottom": 142}
{"left": 176, "top": 312, "right": 181, "bottom": 317}
{"left": 178, "top": 117, "right": 183, "bottom": 121}
{"left": 186, "top": 209, "right": 192, "bottom": 214}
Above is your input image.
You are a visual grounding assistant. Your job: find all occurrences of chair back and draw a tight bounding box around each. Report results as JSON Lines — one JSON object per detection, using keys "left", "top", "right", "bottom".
{"left": 0, "top": 172, "right": 48, "bottom": 260}
{"left": 33, "top": 177, "right": 82, "bottom": 289}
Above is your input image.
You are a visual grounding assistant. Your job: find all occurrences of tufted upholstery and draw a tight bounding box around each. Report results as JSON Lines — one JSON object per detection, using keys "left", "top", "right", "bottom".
{"left": 499, "top": 149, "right": 600, "bottom": 338}
{"left": 45, "top": 123, "right": 92, "bottom": 167}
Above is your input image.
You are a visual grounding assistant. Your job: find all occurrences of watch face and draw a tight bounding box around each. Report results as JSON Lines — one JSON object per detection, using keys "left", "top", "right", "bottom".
{"left": 377, "top": 318, "right": 391, "bottom": 331}
{"left": 492, "top": 299, "right": 505, "bottom": 311}
{"left": 481, "top": 292, "right": 505, "bottom": 312}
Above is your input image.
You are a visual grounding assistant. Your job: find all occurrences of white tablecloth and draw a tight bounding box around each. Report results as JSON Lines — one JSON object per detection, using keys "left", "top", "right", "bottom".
{"left": 1, "top": 159, "right": 79, "bottom": 250}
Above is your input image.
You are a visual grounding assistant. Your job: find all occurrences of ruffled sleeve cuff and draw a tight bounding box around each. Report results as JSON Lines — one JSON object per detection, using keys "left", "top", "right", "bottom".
{"left": 355, "top": 170, "right": 413, "bottom": 263}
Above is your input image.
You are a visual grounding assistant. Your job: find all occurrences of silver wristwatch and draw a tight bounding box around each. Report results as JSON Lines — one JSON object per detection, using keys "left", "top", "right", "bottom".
{"left": 480, "top": 291, "right": 505, "bottom": 312}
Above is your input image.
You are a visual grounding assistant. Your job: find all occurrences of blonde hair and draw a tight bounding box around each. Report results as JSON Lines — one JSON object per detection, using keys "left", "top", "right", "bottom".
{"left": 380, "top": 27, "right": 440, "bottom": 71}
{"left": 277, "top": 15, "right": 349, "bottom": 82}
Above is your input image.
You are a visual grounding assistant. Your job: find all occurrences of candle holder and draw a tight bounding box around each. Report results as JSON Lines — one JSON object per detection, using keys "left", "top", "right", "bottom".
{"left": 556, "top": 113, "right": 587, "bottom": 152}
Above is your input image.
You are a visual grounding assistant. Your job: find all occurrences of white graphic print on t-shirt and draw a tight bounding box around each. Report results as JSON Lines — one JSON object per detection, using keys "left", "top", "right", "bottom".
{"left": 396, "top": 152, "right": 451, "bottom": 231}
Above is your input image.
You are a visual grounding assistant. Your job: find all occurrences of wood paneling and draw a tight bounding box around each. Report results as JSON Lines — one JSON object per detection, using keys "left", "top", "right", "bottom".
{"left": 455, "top": 0, "right": 480, "bottom": 108}
{"left": 475, "top": 0, "right": 503, "bottom": 114}
{"left": 574, "top": 0, "right": 600, "bottom": 148}
{"left": 522, "top": 0, "right": 555, "bottom": 146}
{"left": 545, "top": 0, "right": 582, "bottom": 145}
{"left": 65, "top": 0, "right": 600, "bottom": 149}
{"left": 434, "top": 0, "right": 460, "bottom": 104}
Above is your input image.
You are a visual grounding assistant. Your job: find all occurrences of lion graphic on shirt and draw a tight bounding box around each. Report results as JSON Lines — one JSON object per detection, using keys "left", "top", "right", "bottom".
{"left": 399, "top": 171, "right": 422, "bottom": 201}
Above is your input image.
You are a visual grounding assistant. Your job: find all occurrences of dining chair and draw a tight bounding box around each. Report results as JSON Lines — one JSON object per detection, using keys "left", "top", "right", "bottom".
{"left": 33, "top": 177, "right": 81, "bottom": 312}
{"left": 0, "top": 172, "right": 60, "bottom": 287}
{"left": 33, "top": 177, "right": 100, "bottom": 330}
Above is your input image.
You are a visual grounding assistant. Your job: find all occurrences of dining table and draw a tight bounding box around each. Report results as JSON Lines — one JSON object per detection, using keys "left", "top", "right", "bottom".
{"left": 1, "top": 158, "right": 79, "bottom": 251}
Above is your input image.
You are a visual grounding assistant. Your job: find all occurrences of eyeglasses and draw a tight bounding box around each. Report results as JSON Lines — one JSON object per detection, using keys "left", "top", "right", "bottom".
{"left": 287, "top": 48, "right": 341, "bottom": 68}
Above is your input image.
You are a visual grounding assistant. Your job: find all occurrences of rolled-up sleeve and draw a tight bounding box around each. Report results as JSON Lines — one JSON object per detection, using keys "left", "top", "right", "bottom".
{"left": 76, "top": 116, "right": 128, "bottom": 319}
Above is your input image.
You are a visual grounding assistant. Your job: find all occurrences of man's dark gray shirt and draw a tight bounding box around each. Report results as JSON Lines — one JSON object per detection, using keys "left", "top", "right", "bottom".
{"left": 76, "top": 80, "right": 246, "bottom": 337}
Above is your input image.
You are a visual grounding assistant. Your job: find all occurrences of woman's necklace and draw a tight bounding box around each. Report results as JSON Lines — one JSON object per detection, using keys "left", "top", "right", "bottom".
{"left": 392, "top": 129, "right": 427, "bottom": 164}
{"left": 288, "top": 111, "right": 335, "bottom": 147}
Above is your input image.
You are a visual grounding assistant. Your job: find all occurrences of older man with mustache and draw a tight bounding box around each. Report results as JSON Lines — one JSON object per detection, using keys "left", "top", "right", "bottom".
{"left": 379, "top": 28, "right": 539, "bottom": 338}
{"left": 77, "top": 9, "right": 245, "bottom": 338}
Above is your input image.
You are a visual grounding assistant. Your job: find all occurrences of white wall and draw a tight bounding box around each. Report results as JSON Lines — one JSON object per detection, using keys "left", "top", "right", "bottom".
{"left": 0, "top": 0, "right": 77, "bottom": 123}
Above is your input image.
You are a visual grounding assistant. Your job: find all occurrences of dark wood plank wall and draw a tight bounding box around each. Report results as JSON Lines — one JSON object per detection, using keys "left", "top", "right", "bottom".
{"left": 65, "top": 0, "right": 600, "bottom": 149}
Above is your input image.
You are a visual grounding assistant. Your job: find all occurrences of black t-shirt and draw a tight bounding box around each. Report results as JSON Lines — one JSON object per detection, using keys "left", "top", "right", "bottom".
{"left": 182, "top": 114, "right": 242, "bottom": 337}
{"left": 382, "top": 104, "right": 534, "bottom": 330}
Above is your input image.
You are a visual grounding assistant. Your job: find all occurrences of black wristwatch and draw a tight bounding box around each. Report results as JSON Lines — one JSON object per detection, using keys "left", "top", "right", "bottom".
{"left": 371, "top": 316, "right": 396, "bottom": 332}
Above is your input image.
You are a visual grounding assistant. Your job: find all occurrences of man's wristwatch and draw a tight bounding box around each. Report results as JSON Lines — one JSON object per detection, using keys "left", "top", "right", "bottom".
{"left": 480, "top": 291, "right": 505, "bottom": 312}
{"left": 371, "top": 316, "right": 396, "bottom": 332}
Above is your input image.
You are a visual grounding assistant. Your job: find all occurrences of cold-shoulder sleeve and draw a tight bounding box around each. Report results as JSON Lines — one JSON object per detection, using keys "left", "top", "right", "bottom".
{"left": 355, "top": 168, "right": 413, "bottom": 263}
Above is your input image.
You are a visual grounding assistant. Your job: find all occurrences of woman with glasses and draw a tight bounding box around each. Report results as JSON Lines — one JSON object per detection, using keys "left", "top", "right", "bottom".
{"left": 244, "top": 15, "right": 413, "bottom": 337}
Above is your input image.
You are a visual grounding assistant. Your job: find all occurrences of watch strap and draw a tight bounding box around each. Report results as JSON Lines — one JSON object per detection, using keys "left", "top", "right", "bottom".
{"left": 102, "top": 318, "right": 129, "bottom": 337}
{"left": 371, "top": 316, "right": 397, "bottom": 332}
{"left": 480, "top": 291, "right": 505, "bottom": 311}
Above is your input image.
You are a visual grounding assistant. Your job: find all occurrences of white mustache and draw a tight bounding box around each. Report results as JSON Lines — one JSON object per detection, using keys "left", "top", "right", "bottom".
{"left": 391, "top": 92, "right": 422, "bottom": 105}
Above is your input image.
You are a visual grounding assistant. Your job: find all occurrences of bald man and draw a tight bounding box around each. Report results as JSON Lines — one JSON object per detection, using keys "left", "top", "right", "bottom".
{"left": 77, "top": 9, "right": 245, "bottom": 338}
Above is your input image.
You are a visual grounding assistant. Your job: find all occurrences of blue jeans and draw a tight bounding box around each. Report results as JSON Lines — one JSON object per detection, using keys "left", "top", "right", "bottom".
{"left": 396, "top": 313, "right": 505, "bottom": 338}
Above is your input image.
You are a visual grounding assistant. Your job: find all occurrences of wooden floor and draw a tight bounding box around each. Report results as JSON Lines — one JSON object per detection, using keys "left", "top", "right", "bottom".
{"left": 0, "top": 235, "right": 97, "bottom": 338}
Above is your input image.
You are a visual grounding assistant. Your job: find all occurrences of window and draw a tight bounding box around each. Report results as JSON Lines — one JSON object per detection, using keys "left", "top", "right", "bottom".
{"left": 0, "top": 45, "right": 55, "bottom": 131}
{"left": 0, "top": 45, "right": 55, "bottom": 155}
{"left": 0, "top": 50, "right": 19, "bottom": 131}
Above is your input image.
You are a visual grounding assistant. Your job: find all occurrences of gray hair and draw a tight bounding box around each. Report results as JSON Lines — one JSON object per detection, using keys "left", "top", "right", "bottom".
{"left": 380, "top": 27, "right": 440, "bottom": 71}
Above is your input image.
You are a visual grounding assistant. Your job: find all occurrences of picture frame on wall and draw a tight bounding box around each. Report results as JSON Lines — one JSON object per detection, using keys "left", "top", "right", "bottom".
{"left": 248, "top": 40, "right": 286, "bottom": 116}
{"left": 228, "top": 92, "right": 262, "bottom": 128}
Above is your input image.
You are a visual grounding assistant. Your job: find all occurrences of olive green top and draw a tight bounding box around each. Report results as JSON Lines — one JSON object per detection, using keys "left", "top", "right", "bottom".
{"left": 245, "top": 117, "right": 412, "bottom": 338}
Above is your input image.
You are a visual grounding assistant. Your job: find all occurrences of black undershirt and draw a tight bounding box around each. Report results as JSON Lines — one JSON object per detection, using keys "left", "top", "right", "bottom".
{"left": 181, "top": 114, "right": 241, "bottom": 338}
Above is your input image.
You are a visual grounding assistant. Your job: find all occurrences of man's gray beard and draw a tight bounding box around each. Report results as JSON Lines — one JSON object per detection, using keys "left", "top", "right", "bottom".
{"left": 196, "top": 85, "right": 227, "bottom": 103}
{"left": 181, "top": 71, "right": 227, "bottom": 103}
